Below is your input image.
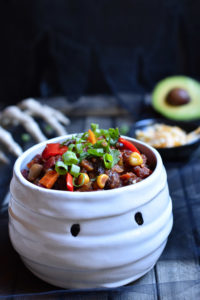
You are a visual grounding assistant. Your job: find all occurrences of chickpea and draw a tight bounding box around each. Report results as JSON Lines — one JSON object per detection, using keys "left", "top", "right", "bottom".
{"left": 28, "top": 163, "right": 43, "bottom": 181}
{"left": 78, "top": 173, "right": 90, "bottom": 185}
{"left": 96, "top": 174, "right": 109, "bottom": 189}
{"left": 128, "top": 152, "right": 143, "bottom": 166}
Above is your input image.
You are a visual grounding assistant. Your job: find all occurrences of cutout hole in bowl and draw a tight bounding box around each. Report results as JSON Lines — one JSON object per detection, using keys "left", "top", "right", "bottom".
{"left": 135, "top": 212, "right": 144, "bottom": 225}
{"left": 70, "top": 224, "right": 80, "bottom": 237}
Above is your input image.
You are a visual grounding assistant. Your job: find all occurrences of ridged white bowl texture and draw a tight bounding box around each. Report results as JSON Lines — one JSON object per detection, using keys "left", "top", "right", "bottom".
{"left": 9, "top": 135, "right": 173, "bottom": 289}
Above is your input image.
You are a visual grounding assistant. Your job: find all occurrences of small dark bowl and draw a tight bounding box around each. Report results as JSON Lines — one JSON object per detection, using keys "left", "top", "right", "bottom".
{"left": 129, "top": 118, "right": 200, "bottom": 161}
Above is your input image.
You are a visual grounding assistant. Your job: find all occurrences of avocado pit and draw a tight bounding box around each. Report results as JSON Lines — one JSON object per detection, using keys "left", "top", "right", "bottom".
{"left": 166, "top": 88, "right": 191, "bottom": 106}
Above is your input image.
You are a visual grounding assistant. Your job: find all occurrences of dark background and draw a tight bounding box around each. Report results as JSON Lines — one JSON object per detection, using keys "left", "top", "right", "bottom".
{"left": 0, "top": 0, "right": 200, "bottom": 104}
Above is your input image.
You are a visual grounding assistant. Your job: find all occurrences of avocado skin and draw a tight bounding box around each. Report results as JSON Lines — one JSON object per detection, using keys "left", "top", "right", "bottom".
{"left": 152, "top": 76, "right": 200, "bottom": 121}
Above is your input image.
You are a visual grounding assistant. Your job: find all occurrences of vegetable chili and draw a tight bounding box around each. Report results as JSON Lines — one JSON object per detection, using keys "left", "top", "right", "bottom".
{"left": 21, "top": 124, "right": 153, "bottom": 192}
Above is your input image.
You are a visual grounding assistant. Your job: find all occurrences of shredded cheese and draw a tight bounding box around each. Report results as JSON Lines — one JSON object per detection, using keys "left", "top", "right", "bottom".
{"left": 135, "top": 124, "right": 200, "bottom": 148}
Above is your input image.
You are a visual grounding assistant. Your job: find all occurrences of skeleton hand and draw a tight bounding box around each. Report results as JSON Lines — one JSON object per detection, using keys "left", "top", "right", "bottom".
{"left": 0, "top": 99, "right": 70, "bottom": 163}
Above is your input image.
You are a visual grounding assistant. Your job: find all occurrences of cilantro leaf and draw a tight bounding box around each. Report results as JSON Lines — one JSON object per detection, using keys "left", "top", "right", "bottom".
{"left": 110, "top": 149, "right": 120, "bottom": 167}
{"left": 87, "top": 148, "right": 104, "bottom": 156}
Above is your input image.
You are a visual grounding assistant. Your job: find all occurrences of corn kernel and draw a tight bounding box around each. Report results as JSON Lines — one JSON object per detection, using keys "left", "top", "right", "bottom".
{"left": 128, "top": 152, "right": 143, "bottom": 166}
{"left": 96, "top": 174, "right": 109, "bottom": 189}
{"left": 78, "top": 173, "right": 90, "bottom": 185}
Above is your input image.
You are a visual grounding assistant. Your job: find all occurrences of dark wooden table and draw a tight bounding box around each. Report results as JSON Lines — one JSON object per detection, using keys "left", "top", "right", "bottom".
{"left": 0, "top": 95, "right": 200, "bottom": 299}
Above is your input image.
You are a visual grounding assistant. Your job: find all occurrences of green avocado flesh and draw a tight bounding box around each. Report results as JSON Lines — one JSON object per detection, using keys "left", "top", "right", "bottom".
{"left": 152, "top": 76, "right": 200, "bottom": 120}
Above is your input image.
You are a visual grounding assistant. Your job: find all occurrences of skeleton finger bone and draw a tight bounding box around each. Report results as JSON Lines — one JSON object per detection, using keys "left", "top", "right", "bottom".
{"left": 0, "top": 150, "right": 9, "bottom": 164}
{"left": 20, "top": 98, "right": 70, "bottom": 125}
{"left": 0, "top": 106, "right": 47, "bottom": 142}
{"left": 0, "top": 126, "right": 23, "bottom": 157}
{"left": 19, "top": 98, "right": 70, "bottom": 136}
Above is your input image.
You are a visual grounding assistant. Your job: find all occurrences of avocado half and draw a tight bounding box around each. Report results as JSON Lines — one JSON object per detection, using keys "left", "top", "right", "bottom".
{"left": 152, "top": 76, "right": 200, "bottom": 120}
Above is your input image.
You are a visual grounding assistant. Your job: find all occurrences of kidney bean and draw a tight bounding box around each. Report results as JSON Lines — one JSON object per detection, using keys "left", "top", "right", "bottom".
{"left": 43, "top": 156, "right": 56, "bottom": 170}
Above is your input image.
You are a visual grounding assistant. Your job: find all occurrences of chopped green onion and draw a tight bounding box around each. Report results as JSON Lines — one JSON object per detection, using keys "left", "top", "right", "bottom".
{"left": 79, "top": 151, "right": 89, "bottom": 161}
{"left": 74, "top": 137, "right": 82, "bottom": 144}
{"left": 84, "top": 142, "right": 92, "bottom": 148}
{"left": 81, "top": 132, "right": 89, "bottom": 140}
{"left": 90, "top": 123, "right": 102, "bottom": 137}
{"left": 44, "top": 124, "right": 53, "bottom": 134}
{"left": 73, "top": 173, "right": 85, "bottom": 187}
{"left": 75, "top": 134, "right": 83, "bottom": 140}
{"left": 103, "top": 153, "right": 113, "bottom": 169}
{"left": 63, "top": 151, "right": 79, "bottom": 165}
{"left": 68, "top": 144, "right": 75, "bottom": 151}
{"left": 75, "top": 143, "right": 83, "bottom": 153}
{"left": 91, "top": 123, "right": 99, "bottom": 132}
{"left": 21, "top": 133, "right": 31, "bottom": 142}
{"left": 70, "top": 164, "right": 80, "bottom": 177}
{"left": 87, "top": 148, "right": 104, "bottom": 156}
{"left": 55, "top": 161, "right": 68, "bottom": 175}
{"left": 119, "top": 124, "right": 130, "bottom": 135}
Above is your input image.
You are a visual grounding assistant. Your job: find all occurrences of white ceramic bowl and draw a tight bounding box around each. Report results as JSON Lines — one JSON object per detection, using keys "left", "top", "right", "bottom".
{"left": 8, "top": 135, "right": 173, "bottom": 289}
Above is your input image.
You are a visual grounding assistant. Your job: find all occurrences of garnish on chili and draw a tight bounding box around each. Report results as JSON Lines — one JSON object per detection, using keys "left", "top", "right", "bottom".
{"left": 118, "top": 137, "right": 140, "bottom": 154}
{"left": 39, "top": 170, "right": 59, "bottom": 189}
{"left": 22, "top": 123, "right": 153, "bottom": 192}
{"left": 42, "top": 143, "right": 68, "bottom": 159}
{"left": 66, "top": 173, "right": 74, "bottom": 191}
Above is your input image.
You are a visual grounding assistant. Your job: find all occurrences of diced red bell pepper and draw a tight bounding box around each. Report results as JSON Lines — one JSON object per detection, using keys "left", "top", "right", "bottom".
{"left": 118, "top": 137, "right": 140, "bottom": 154}
{"left": 42, "top": 143, "right": 68, "bottom": 159}
{"left": 66, "top": 173, "right": 74, "bottom": 191}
